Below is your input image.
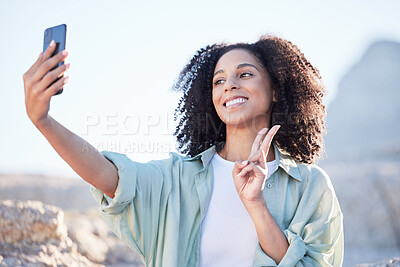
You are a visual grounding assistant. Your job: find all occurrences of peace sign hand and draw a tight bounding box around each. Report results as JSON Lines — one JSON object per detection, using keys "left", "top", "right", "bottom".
{"left": 232, "top": 125, "right": 281, "bottom": 206}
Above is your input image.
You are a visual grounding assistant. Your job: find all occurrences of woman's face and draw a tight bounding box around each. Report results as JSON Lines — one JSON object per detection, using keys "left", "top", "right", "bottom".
{"left": 212, "top": 49, "right": 275, "bottom": 129}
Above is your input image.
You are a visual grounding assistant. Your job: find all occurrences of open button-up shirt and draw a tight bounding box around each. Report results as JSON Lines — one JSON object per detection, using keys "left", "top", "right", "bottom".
{"left": 91, "top": 142, "right": 344, "bottom": 266}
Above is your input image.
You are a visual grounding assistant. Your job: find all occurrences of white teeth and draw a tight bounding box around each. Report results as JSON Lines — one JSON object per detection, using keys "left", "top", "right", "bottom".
{"left": 225, "top": 98, "right": 247, "bottom": 108}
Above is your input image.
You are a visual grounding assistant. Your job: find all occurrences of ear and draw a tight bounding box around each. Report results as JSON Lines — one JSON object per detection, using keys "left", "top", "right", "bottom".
{"left": 272, "top": 89, "right": 277, "bottom": 102}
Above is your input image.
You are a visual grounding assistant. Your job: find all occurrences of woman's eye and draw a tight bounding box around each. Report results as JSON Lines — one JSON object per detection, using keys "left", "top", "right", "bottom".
{"left": 213, "top": 79, "right": 224, "bottom": 86}
{"left": 240, "top": 72, "right": 253, "bottom": 78}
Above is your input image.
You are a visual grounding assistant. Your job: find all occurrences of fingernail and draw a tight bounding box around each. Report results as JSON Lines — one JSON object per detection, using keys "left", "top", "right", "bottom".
{"left": 50, "top": 40, "right": 55, "bottom": 47}
{"left": 242, "top": 160, "right": 248, "bottom": 165}
{"left": 62, "top": 50, "right": 68, "bottom": 56}
{"left": 65, "top": 63, "right": 71, "bottom": 70}
{"left": 261, "top": 182, "right": 265, "bottom": 191}
{"left": 64, "top": 76, "right": 70, "bottom": 83}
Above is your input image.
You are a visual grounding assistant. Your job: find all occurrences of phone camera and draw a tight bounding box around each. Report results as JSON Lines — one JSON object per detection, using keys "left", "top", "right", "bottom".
{"left": 44, "top": 28, "right": 52, "bottom": 43}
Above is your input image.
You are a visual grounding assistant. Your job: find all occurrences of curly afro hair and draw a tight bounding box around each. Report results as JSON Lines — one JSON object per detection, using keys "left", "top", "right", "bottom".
{"left": 172, "top": 34, "right": 327, "bottom": 164}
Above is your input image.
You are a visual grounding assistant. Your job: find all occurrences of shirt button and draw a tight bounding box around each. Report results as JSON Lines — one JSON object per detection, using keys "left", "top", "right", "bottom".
{"left": 267, "top": 183, "right": 272, "bottom": 189}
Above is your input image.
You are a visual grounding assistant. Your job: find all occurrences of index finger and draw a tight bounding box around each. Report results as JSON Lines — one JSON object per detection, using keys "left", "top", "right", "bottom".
{"left": 42, "top": 40, "right": 57, "bottom": 60}
{"left": 26, "top": 40, "right": 56, "bottom": 75}
{"left": 259, "top": 125, "right": 281, "bottom": 153}
{"left": 250, "top": 128, "right": 268, "bottom": 155}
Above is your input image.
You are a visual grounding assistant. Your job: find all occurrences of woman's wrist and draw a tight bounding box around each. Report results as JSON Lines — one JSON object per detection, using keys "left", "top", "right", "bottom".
{"left": 33, "top": 114, "right": 52, "bottom": 130}
{"left": 242, "top": 198, "right": 269, "bottom": 218}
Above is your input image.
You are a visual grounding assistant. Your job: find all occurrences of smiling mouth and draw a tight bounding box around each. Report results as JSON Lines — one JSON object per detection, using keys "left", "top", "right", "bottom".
{"left": 224, "top": 97, "right": 248, "bottom": 108}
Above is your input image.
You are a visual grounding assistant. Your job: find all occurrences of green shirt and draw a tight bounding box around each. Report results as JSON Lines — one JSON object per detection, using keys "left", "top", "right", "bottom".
{"left": 91, "top": 142, "right": 344, "bottom": 266}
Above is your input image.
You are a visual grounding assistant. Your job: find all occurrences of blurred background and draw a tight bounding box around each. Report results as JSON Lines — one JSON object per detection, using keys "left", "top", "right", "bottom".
{"left": 0, "top": 0, "right": 399, "bottom": 266}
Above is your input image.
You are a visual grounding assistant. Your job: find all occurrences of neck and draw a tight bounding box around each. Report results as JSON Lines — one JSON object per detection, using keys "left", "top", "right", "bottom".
{"left": 218, "top": 124, "right": 276, "bottom": 162}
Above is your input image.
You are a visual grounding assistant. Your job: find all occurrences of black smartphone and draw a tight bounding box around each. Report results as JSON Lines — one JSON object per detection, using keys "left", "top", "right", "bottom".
{"left": 43, "top": 24, "right": 67, "bottom": 95}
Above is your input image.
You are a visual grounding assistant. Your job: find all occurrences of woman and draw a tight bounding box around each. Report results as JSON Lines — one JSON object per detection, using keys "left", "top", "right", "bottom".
{"left": 23, "top": 35, "right": 343, "bottom": 266}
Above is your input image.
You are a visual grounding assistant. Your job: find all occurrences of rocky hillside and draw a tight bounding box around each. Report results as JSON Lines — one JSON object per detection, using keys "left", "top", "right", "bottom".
{"left": 319, "top": 40, "right": 400, "bottom": 265}
{"left": 324, "top": 40, "right": 400, "bottom": 161}
{"left": 0, "top": 199, "right": 143, "bottom": 267}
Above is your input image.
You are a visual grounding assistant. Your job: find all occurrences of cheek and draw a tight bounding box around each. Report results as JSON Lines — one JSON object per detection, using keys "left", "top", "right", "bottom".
{"left": 211, "top": 90, "right": 225, "bottom": 120}
{"left": 254, "top": 87, "right": 274, "bottom": 108}
{"left": 256, "top": 82, "right": 273, "bottom": 100}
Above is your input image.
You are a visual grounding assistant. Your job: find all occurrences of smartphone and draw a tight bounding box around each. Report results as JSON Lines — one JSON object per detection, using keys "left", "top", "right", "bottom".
{"left": 43, "top": 24, "right": 67, "bottom": 95}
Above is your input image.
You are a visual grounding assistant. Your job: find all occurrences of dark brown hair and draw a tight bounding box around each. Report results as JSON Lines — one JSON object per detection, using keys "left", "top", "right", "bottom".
{"left": 172, "top": 34, "right": 327, "bottom": 164}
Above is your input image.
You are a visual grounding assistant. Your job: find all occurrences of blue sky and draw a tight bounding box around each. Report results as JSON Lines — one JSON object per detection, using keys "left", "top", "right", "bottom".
{"left": 1, "top": 0, "right": 399, "bottom": 178}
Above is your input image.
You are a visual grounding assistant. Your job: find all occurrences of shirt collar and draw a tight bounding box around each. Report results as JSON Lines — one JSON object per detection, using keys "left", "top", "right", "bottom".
{"left": 186, "top": 145, "right": 216, "bottom": 170}
{"left": 272, "top": 142, "right": 303, "bottom": 182}
{"left": 186, "top": 142, "right": 303, "bottom": 182}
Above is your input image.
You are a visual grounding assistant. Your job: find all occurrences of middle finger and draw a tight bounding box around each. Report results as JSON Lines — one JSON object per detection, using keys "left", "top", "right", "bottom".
{"left": 32, "top": 50, "right": 68, "bottom": 84}
{"left": 26, "top": 40, "right": 56, "bottom": 77}
{"left": 259, "top": 125, "right": 281, "bottom": 153}
{"left": 37, "top": 62, "right": 70, "bottom": 92}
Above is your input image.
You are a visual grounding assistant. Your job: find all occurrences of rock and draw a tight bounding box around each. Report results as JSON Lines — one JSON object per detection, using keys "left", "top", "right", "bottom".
{"left": 0, "top": 200, "right": 102, "bottom": 266}
{"left": 64, "top": 210, "right": 143, "bottom": 266}
{"left": 0, "top": 199, "right": 143, "bottom": 267}
{"left": 0, "top": 200, "right": 67, "bottom": 245}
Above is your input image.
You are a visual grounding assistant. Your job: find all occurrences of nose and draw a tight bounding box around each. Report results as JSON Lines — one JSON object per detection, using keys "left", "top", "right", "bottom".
{"left": 224, "top": 77, "right": 239, "bottom": 92}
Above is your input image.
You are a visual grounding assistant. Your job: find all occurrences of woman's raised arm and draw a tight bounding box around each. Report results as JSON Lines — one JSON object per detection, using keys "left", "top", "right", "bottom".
{"left": 23, "top": 41, "right": 119, "bottom": 198}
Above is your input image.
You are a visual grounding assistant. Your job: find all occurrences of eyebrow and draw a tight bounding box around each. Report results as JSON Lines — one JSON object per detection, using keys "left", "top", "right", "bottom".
{"left": 214, "top": 63, "right": 259, "bottom": 76}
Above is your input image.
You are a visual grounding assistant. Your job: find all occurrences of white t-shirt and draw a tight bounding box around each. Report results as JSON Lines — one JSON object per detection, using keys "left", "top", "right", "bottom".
{"left": 199, "top": 152, "right": 278, "bottom": 267}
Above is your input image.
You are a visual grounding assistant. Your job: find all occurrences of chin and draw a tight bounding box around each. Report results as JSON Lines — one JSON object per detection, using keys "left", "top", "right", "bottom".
{"left": 220, "top": 111, "right": 271, "bottom": 130}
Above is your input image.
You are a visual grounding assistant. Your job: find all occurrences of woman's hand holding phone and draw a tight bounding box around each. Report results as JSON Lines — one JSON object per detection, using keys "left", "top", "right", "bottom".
{"left": 23, "top": 40, "right": 70, "bottom": 127}
{"left": 22, "top": 28, "right": 119, "bottom": 198}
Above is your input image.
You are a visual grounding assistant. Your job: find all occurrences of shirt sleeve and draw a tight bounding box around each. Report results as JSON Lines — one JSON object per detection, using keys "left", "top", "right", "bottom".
{"left": 252, "top": 167, "right": 344, "bottom": 267}
{"left": 90, "top": 150, "right": 171, "bottom": 263}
